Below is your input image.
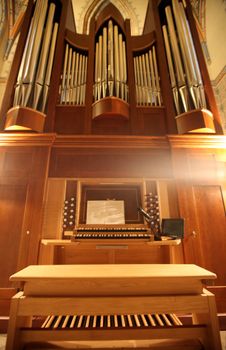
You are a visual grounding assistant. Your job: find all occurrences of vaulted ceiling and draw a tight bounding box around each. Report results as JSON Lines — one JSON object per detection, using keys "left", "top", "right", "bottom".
{"left": 71, "top": 0, "right": 149, "bottom": 35}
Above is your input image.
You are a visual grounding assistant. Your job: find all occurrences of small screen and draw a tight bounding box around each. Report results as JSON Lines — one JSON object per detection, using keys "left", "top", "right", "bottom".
{"left": 161, "top": 218, "right": 184, "bottom": 239}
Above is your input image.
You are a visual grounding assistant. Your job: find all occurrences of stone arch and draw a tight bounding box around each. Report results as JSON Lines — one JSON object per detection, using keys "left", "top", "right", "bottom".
{"left": 74, "top": 0, "right": 142, "bottom": 35}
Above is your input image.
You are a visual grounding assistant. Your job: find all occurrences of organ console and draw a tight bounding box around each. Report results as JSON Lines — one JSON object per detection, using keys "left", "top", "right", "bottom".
{"left": 6, "top": 264, "right": 222, "bottom": 350}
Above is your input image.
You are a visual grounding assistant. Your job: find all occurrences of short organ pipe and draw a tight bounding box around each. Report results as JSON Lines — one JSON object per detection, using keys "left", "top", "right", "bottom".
{"left": 133, "top": 45, "right": 162, "bottom": 106}
{"left": 59, "top": 45, "right": 88, "bottom": 106}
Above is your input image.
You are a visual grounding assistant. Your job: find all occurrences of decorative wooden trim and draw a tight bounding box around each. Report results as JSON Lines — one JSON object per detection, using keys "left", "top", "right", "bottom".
{"left": 0, "top": 133, "right": 225, "bottom": 150}
{"left": 168, "top": 135, "right": 226, "bottom": 149}
{"left": 52, "top": 135, "right": 169, "bottom": 149}
{"left": 4, "top": 107, "right": 46, "bottom": 133}
{"left": 65, "top": 30, "right": 89, "bottom": 50}
{"left": 0, "top": 133, "right": 56, "bottom": 146}
{"left": 175, "top": 109, "right": 215, "bottom": 134}
{"left": 131, "top": 31, "right": 156, "bottom": 52}
{"left": 92, "top": 97, "right": 129, "bottom": 120}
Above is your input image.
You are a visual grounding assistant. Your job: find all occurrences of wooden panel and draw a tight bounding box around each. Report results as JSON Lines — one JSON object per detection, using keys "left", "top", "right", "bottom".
{"left": 137, "top": 107, "right": 167, "bottom": 136}
{"left": 41, "top": 179, "right": 66, "bottom": 239}
{"left": 192, "top": 185, "right": 226, "bottom": 285}
{"left": 55, "top": 106, "right": 86, "bottom": 134}
{"left": 54, "top": 244, "right": 112, "bottom": 264}
{"left": 114, "top": 245, "right": 169, "bottom": 264}
{"left": 16, "top": 147, "right": 51, "bottom": 270}
{"left": 92, "top": 117, "right": 130, "bottom": 135}
{"left": 188, "top": 152, "right": 217, "bottom": 180}
{"left": 52, "top": 243, "right": 170, "bottom": 265}
{"left": 49, "top": 148, "right": 172, "bottom": 178}
{"left": 178, "top": 183, "right": 226, "bottom": 285}
{"left": 0, "top": 181, "right": 27, "bottom": 287}
{"left": 0, "top": 149, "right": 34, "bottom": 178}
{"left": 0, "top": 146, "right": 51, "bottom": 287}
{"left": 177, "top": 182, "right": 204, "bottom": 266}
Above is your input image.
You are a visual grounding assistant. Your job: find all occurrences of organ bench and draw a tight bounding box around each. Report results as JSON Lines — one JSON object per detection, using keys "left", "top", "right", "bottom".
{"left": 6, "top": 264, "right": 222, "bottom": 350}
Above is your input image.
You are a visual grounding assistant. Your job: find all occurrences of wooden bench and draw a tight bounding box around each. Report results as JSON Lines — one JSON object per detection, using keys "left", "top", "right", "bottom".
{"left": 6, "top": 264, "right": 222, "bottom": 350}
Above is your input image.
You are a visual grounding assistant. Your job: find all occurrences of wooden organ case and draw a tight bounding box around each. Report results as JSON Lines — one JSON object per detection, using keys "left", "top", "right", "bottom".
{"left": 0, "top": 0, "right": 226, "bottom": 316}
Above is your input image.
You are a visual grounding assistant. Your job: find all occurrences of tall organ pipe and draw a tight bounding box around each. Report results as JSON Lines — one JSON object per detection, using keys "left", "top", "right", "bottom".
{"left": 13, "top": 17, "right": 34, "bottom": 106}
{"left": 163, "top": 0, "right": 207, "bottom": 114}
{"left": 23, "top": 0, "right": 48, "bottom": 106}
{"left": 94, "top": 42, "right": 99, "bottom": 101}
{"left": 108, "top": 20, "right": 114, "bottom": 96}
{"left": 102, "top": 27, "right": 107, "bottom": 98}
{"left": 165, "top": 6, "right": 189, "bottom": 112}
{"left": 13, "top": 0, "right": 58, "bottom": 113}
{"left": 33, "top": 3, "right": 56, "bottom": 109}
{"left": 114, "top": 25, "right": 120, "bottom": 98}
{"left": 93, "top": 20, "right": 128, "bottom": 102}
{"left": 178, "top": 2, "right": 206, "bottom": 108}
{"left": 60, "top": 44, "right": 69, "bottom": 103}
{"left": 152, "top": 46, "right": 162, "bottom": 106}
{"left": 172, "top": 0, "right": 198, "bottom": 109}
{"left": 162, "top": 25, "right": 180, "bottom": 114}
{"left": 149, "top": 49, "right": 157, "bottom": 106}
{"left": 41, "top": 22, "right": 58, "bottom": 113}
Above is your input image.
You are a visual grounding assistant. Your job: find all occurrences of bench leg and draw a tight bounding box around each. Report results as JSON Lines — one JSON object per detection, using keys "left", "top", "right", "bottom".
{"left": 192, "top": 289, "right": 222, "bottom": 350}
{"left": 6, "top": 292, "right": 32, "bottom": 350}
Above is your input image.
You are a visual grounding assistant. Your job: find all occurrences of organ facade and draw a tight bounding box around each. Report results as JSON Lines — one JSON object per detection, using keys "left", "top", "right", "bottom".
{"left": 0, "top": 0, "right": 225, "bottom": 320}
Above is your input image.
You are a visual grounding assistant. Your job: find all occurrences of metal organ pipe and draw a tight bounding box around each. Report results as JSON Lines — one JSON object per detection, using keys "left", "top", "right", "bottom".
{"left": 94, "top": 42, "right": 99, "bottom": 101}
{"left": 178, "top": 2, "right": 206, "bottom": 108}
{"left": 165, "top": 6, "right": 189, "bottom": 113}
{"left": 23, "top": 0, "right": 48, "bottom": 106}
{"left": 41, "top": 22, "right": 58, "bottom": 113}
{"left": 149, "top": 48, "right": 157, "bottom": 106}
{"left": 108, "top": 20, "right": 114, "bottom": 96}
{"left": 114, "top": 24, "right": 120, "bottom": 98}
{"left": 98, "top": 35, "right": 103, "bottom": 100}
{"left": 152, "top": 46, "right": 162, "bottom": 106}
{"left": 60, "top": 44, "right": 69, "bottom": 104}
{"left": 59, "top": 46, "right": 88, "bottom": 105}
{"left": 102, "top": 27, "right": 107, "bottom": 98}
{"left": 162, "top": 25, "right": 180, "bottom": 114}
{"left": 93, "top": 20, "right": 128, "bottom": 102}
{"left": 133, "top": 46, "right": 162, "bottom": 106}
{"left": 33, "top": 3, "right": 56, "bottom": 109}
{"left": 163, "top": 0, "right": 207, "bottom": 115}
{"left": 13, "top": 0, "right": 58, "bottom": 113}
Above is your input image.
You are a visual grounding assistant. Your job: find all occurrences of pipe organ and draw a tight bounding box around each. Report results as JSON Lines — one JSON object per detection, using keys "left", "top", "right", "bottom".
{"left": 1, "top": 0, "right": 223, "bottom": 135}
{"left": 0, "top": 0, "right": 226, "bottom": 334}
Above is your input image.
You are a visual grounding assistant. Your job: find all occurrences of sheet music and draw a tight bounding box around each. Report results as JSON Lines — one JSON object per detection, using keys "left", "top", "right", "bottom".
{"left": 86, "top": 200, "right": 125, "bottom": 224}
